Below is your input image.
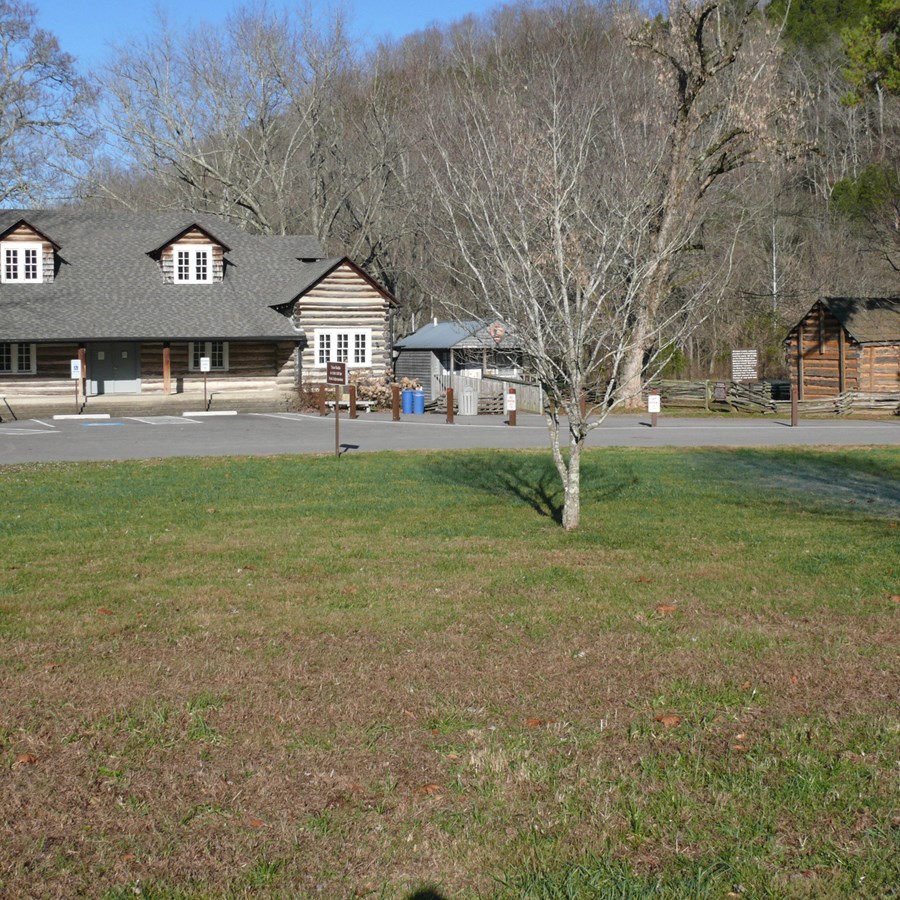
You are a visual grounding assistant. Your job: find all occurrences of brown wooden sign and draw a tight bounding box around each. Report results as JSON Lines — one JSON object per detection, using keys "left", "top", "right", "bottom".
{"left": 326, "top": 362, "right": 347, "bottom": 385}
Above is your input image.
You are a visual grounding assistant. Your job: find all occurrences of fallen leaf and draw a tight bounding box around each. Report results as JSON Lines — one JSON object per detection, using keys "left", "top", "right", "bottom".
{"left": 635, "top": 576, "right": 653, "bottom": 583}
{"left": 733, "top": 745, "right": 749, "bottom": 752}
{"left": 343, "top": 586, "right": 358, "bottom": 595}
{"left": 735, "top": 733, "right": 747, "bottom": 741}
{"left": 446, "top": 753, "right": 460, "bottom": 760}
{"left": 238, "top": 565, "right": 256, "bottom": 573}
{"left": 656, "top": 603, "right": 677, "bottom": 616}
{"left": 417, "top": 783, "right": 442, "bottom": 796}
{"left": 525, "top": 717, "right": 544, "bottom": 728}
{"left": 790, "top": 675, "right": 799, "bottom": 685}
{"left": 45, "top": 662, "right": 62, "bottom": 671}
{"left": 120, "top": 853, "right": 136, "bottom": 863}
{"left": 206, "top": 508, "right": 216, "bottom": 514}
{"left": 346, "top": 783, "right": 364, "bottom": 794}
{"left": 655, "top": 714, "right": 682, "bottom": 728}
{"left": 97, "top": 608, "right": 114, "bottom": 616}
{"left": 15, "top": 753, "right": 38, "bottom": 766}
{"left": 401, "top": 709, "right": 415, "bottom": 719}
{"left": 245, "top": 817, "right": 265, "bottom": 828}
{"left": 741, "top": 681, "right": 752, "bottom": 691}
{"left": 891, "top": 595, "right": 900, "bottom": 603}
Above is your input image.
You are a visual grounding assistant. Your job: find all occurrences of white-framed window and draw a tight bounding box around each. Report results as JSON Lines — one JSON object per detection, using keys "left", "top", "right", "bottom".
{"left": 1, "top": 242, "right": 43, "bottom": 283}
{"left": 0, "top": 342, "right": 36, "bottom": 374}
{"left": 314, "top": 329, "right": 371, "bottom": 367}
{"left": 174, "top": 245, "right": 212, "bottom": 283}
{"left": 188, "top": 340, "right": 229, "bottom": 371}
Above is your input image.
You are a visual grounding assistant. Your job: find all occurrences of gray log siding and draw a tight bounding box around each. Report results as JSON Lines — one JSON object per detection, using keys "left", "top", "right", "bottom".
{"left": 295, "top": 263, "right": 392, "bottom": 380}
{"left": 394, "top": 350, "right": 436, "bottom": 400}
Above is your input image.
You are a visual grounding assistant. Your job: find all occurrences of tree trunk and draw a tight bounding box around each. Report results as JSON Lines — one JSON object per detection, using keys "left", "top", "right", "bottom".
{"left": 549, "top": 410, "right": 583, "bottom": 531}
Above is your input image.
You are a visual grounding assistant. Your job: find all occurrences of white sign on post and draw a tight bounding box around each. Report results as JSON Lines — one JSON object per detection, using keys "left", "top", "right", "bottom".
{"left": 70, "top": 359, "right": 82, "bottom": 379}
{"left": 199, "top": 357, "right": 211, "bottom": 373}
{"left": 648, "top": 393, "right": 661, "bottom": 413}
{"left": 506, "top": 391, "right": 517, "bottom": 412}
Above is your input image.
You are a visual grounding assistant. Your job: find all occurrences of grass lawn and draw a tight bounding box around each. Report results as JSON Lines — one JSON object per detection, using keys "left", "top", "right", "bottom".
{"left": 1, "top": 446, "right": 898, "bottom": 898}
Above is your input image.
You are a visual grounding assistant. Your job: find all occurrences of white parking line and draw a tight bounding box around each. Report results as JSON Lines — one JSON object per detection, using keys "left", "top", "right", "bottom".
{"left": 0, "top": 427, "right": 61, "bottom": 435}
{"left": 127, "top": 416, "right": 201, "bottom": 425}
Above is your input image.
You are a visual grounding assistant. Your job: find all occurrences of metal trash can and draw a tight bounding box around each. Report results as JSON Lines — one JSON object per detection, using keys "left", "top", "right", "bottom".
{"left": 401, "top": 389, "right": 414, "bottom": 414}
{"left": 412, "top": 390, "right": 425, "bottom": 414}
{"left": 459, "top": 386, "right": 478, "bottom": 416}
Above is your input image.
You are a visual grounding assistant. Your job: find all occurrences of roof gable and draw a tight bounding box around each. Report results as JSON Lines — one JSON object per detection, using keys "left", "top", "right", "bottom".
{"left": 0, "top": 218, "right": 61, "bottom": 250}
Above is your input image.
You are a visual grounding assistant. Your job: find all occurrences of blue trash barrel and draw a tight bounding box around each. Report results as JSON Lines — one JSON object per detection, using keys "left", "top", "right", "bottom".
{"left": 413, "top": 390, "right": 425, "bottom": 414}
{"left": 401, "top": 389, "right": 414, "bottom": 414}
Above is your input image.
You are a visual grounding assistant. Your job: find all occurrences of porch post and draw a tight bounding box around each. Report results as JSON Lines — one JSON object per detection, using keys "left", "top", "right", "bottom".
{"left": 163, "top": 343, "right": 172, "bottom": 394}
{"left": 78, "top": 344, "right": 87, "bottom": 397}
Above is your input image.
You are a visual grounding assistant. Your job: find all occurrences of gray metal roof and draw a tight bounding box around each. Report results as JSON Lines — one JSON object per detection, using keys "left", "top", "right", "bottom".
{"left": 395, "top": 319, "right": 520, "bottom": 350}
{"left": 0, "top": 210, "right": 336, "bottom": 342}
{"left": 819, "top": 297, "right": 900, "bottom": 344}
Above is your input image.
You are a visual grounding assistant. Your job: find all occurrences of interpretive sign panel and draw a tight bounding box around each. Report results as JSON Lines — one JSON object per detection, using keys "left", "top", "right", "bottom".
{"left": 326, "top": 362, "right": 347, "bottom": 385}
{"left": 731, "top": 349, "right": 758, "bottom": 382}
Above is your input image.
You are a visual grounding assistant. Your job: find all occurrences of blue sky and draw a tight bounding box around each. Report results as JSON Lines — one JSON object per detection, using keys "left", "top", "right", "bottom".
{"left": 32, "top": 0, "right": 502, "bottom": 72}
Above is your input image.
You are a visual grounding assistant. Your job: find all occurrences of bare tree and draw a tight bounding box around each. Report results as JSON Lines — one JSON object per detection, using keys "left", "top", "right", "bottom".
{"left": 0, "top": 0, "right": 95, "bottom": 204}
{"left": 422, "top": 5, "right": 739, "bottom": 530}
{"left": 615, "top": 0, "right": 792, "bottom": 407}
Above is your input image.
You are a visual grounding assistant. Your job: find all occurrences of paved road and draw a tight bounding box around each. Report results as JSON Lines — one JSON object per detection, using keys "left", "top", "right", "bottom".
{"left": 0, "top": 411, "right": 898, "bottom": 464}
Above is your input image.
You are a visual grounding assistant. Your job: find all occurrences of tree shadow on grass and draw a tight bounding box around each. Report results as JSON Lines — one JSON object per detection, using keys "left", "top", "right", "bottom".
{"left": 684, "top": 448, "right": 900, "bottom": 519}
{"left": 425, "top": 452, "right": 636, "bottom": 524}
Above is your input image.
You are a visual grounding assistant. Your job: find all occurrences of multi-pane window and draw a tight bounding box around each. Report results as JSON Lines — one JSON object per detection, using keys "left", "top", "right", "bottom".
{"left": 174, "top": 246, "right": 212, "bottom": 283}
{"left": 189, "top": 340, "right": 228, "bottom": 370}
{"left": 1, "top": 243, "right": 43, "bottom": 283}
{"left": 0, "top": 342, "right": 36, "bottom": 374}
{"left": 317, "top": 333, "right": 331, "bottom": 365}
{"left": 314, "top": 329, "right": 372, "bottom": 368}
{"left": 353, "top": 333, "right": 367, "bottom": 364}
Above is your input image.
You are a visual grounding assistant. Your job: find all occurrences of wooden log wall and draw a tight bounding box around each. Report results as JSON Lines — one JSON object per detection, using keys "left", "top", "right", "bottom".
{"left": 140, "top": 341, "right": 295, "bottom": 394}
{"left": 0, "top": 343, "right": 80, "bottom": 395}
{"left": 295, "top": 263, "right": 391, "bottom": 379}
{"left": 861, "top": 345, "right": 900, "bottom": 392}
{"left": 786, "top": 304, "right": 864, "bottom": 398}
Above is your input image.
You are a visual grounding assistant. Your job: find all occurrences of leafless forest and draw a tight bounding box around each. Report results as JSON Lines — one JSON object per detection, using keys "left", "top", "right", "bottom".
{"left": 4, "top": 0, "right": 898, "bottom": 380}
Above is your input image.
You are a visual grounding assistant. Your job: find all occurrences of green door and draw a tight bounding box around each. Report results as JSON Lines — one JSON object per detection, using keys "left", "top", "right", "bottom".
{"left": 87, "top": 343, "right": 140, "bottom": 395}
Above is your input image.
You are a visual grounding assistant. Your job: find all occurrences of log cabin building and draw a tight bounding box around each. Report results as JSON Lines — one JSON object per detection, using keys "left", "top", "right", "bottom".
{"left": 784, "top": 297, "right": 900, "bottom": 398}
{"left": 0, "top": 210, "right": 397, "bottom": 401}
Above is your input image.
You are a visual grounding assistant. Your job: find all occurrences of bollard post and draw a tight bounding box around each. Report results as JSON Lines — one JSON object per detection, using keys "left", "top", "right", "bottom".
{"left": 391, "top": 384, "right": 400, "bottom": 421}
{"left": 349, "top": 384, "right": 358, "bottom": 420}
{"left": 791, "top": 384, "right": 799, "bottom": 427}
{"left": 446, "top": 387, "right": 454, "bottom": 425}
{"left": 649, "top": 389, "right": 660, "bottom": 427}
{"left": 508, "top": 388, "right": 517, "bottom": 427}
{"left": 319, "top": 383, "right": 327, "bottom": 416}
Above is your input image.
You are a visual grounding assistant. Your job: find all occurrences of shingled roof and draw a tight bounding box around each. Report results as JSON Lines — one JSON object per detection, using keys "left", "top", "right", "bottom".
{"left": 0, "top": 209, "right": 340, "bottom": 342}
{"left": 816, "top": 297, "right": 900, "bottom": 344}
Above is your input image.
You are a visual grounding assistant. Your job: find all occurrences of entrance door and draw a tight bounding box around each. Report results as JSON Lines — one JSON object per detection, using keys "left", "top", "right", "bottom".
{"left": 87, "top": 342, "right": 141, "bottom": 395}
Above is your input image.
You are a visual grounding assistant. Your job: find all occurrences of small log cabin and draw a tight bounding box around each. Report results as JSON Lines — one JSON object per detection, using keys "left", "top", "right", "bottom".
{"left": 784, "top": 297, "right": 900, "bottom": 398}
{"left": 0, "top": 210, "right": 397, "bottom": 400}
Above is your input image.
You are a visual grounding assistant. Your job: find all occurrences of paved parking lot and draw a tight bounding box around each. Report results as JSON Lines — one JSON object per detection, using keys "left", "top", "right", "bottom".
{"left": 1, "top": 410, "right": 897, "bottom": 464}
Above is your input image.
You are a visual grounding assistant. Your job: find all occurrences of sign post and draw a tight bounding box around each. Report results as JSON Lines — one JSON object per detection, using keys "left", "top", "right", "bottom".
{"left": 648, "top": 389, "right": 661, "bottom": 427}
{"left": 326, "top": 362, "right": 347, "bottom": 458}
{"left": 506, "top": 388, "right": 517, "bottom": 427}
{"left": 200, "top": 357, "right": 211, "bottom": 409}
{"left": 70, "top": 359, "right": 82, "bottom": 412}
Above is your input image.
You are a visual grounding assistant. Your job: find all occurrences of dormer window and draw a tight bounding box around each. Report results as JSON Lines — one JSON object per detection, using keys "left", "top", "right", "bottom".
{"left": 2, "top": 242, "right": 43, "bottom": 283}
{"left": 174, "top": 245, "right": 212, "bottom": 283}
